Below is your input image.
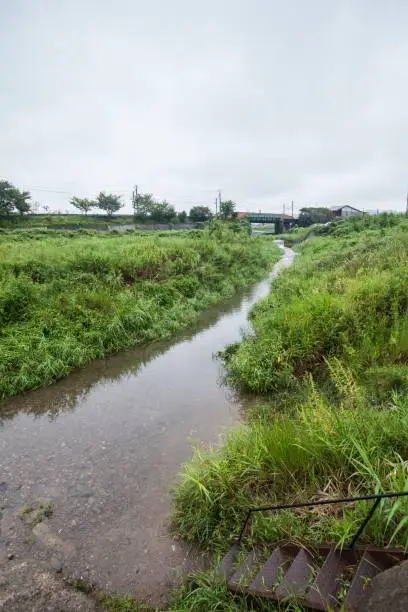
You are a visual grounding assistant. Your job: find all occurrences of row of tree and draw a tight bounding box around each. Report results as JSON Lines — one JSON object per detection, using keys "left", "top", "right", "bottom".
{"left": 70, "top": 191, "right": 216, "bottom": 221}
{"left": 1, "top": 180, "right": 338, "bottom": 228}
{"left": 70, "top": 192, "right": 123, "bottom": 216}
{"left": 71, "top": 189, "right": 237, "bottom": 222}
{"left": 1, "top": 179, "right": 238, "bottom": 222}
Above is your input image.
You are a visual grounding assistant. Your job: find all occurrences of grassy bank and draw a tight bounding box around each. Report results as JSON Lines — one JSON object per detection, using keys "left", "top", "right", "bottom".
{"left": 171, "top": 214, "right": 408, "bottom": 610}
{"left": 0, "top": 213, "right": 137, "bottom": 228}
{"left": 0, "top": 226, "right": 280, "bottom": 398}
{"left": 274, "top": 225, "right": 316, "bottom": 243}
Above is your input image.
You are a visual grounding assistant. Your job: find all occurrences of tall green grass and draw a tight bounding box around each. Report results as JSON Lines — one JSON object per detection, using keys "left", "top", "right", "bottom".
{"left": 0, "top": 213, "right": 136, "bottom": 228}
{"left": 169, "top": 569, "right": 301, "bottom": 611}
{"left": 173, "top": 370, "right": 408, "bottom": 549}
{"left": 226, "top": 216, "right": 408, "bottom": 394}
{"left": 171, "top": 214, "right": 408, "bottom": 609}
{"left": 0, "top": 228, "right": 280, "bottom": 398}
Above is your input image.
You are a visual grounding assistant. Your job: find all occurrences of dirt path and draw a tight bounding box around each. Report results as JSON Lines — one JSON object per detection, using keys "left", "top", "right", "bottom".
{"left": 0, "top": 558, "right": 96, "bottom": 611}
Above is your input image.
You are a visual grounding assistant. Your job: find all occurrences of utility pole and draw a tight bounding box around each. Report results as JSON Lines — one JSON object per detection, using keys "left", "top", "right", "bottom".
{"left": 215, "top": 189, "right": 222, "bottom": 217}
{"left": 291, "top": 200, "right": 294, "bottom": 218}
{"left": 406, "top": 191, "right": 408, "bottom": 216}
{"left": 132, "top": 185, "right": 138, "bottom": 215}
{"left": 283, "top": 202, "right": 286, "bottom": 216}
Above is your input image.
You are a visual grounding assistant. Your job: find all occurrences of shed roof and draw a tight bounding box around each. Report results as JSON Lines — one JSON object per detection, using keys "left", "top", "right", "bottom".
{"left": 329, "top": 204, "right": 363, "bottom": 213}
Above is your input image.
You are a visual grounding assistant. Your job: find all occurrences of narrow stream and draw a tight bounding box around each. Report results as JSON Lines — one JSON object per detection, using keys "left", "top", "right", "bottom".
{"left": 0, "top": 246, "right": 294, "bottom": 605}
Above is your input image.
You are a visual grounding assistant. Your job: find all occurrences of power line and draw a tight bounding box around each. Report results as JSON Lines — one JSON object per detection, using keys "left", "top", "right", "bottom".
{"left": 19, "top": 185, "right": 74, "bottom": 195}
{"left": 17, "top": 183, "right": 221, "bottom": 202}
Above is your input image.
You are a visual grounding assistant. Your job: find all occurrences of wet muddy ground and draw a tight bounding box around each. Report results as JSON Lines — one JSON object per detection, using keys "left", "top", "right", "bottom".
{"left": 0, "top": 247, "right": 294, "bottom": 608}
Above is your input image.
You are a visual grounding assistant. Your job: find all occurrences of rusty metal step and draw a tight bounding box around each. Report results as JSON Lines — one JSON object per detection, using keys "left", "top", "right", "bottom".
{"left": 223, "top": 542, "right": 405, "bottom": 609}
{"left": 248, "top": 546, "right": 296, "bottom": 597}
{"left": 228, "top": 549, "right": 257, "bottom": 592}
{"left": 217, "top": 542, "right": 240, "bottom": 580}
{"left": 275, "top": 547, "right": 315, "bottom": 599}
{"left": 305, "top": 547, "right": 356, "bottom": 611}
{"left": 343, "top": 550, "right": 389, "bottom": 610}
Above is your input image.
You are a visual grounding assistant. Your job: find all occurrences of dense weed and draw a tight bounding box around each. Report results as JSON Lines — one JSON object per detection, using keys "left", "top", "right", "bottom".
{"left": 225, "top": 216, "right": 408, "bottom": 394}
{"left": 0, "top": 229, "right": 279, "bottom": 398}
{"left": 173, "top": 376, "right": 408, "bottom": 549}
{"left": 171, "top": 215, "right": 408, "bottom": 609}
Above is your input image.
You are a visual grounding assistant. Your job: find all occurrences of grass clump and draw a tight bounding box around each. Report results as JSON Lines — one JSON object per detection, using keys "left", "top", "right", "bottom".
{"left": 169, "top": 569, "right": 299, "bottom": 611}
{"left": 69, "top": 582, "right": 154, "bottom": 611}
{"left": 97, "top": 593, "right": 153, "bottom": 611}
{"left": 19, "top": 501, "right": 54, "bottom": 525}
{"left": 173, "top": 213, "right": 408, "bottom": 564}
{"left": 0, "top": 226, "right": 280, "bottom": 398}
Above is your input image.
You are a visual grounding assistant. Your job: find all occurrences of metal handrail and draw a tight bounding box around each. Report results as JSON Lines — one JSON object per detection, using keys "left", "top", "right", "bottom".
{"left": 237, "top": 490, "right": 408, "bottom": 548}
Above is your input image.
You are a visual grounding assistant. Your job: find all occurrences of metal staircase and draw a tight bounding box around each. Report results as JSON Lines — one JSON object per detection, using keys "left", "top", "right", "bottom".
{"left": 219, "top": 491, "right": 408, "bottom": 610}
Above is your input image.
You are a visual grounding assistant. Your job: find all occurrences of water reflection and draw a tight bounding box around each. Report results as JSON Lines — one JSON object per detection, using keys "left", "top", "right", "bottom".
{"left": 0, "top": 276, "right": 267, "bottom": 424}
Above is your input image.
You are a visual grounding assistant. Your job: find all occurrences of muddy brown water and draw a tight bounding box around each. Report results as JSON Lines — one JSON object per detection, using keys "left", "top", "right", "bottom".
{"left": 0, "top": 246, "right": 294, "bottom": 606}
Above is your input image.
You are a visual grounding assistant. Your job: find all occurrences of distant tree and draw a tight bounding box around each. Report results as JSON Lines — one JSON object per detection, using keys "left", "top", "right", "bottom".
{"left": 0, "top": 181, "right": 15, "bottom": 214}
{"left": 133, "top": 191, "right": 176, "bottom": 222}
{"left": 70, "top": 196, "right": 95, "bottom": 215}
{"left": 0, "top": 180, "right": 31, "bottom": 215}
{"left": 14, "top": 193, "right": 31, "bottom": 215}
{"left": 152, "top": 200, "right": 176, "bottom": 222}
{"left": 178, "top": 210, "right": 187, "bottom": 223}
{"left": 96, "top": 192, "right": 123, "bottom": 216}
{"left": 133, "top": 192, "right": 155, "bottom": 218}
{"left": 298, "top": 207, "right": 333, "bottom": 227}
{"left": 219, "top": 199, "right": 236, "bottom": 219}
{"left": 189, "top": 205, "right": 213, "bottom": 222}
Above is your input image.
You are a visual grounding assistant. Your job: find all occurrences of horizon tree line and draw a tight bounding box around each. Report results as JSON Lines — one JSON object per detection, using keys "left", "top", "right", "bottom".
{"left": 0, "top": 179, "right": 238, "bottom": 222}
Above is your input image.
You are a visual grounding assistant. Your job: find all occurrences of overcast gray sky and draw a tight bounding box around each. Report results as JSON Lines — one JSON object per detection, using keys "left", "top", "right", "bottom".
{"left": 1, "top": 1, "right": 408, "bottom": 214}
